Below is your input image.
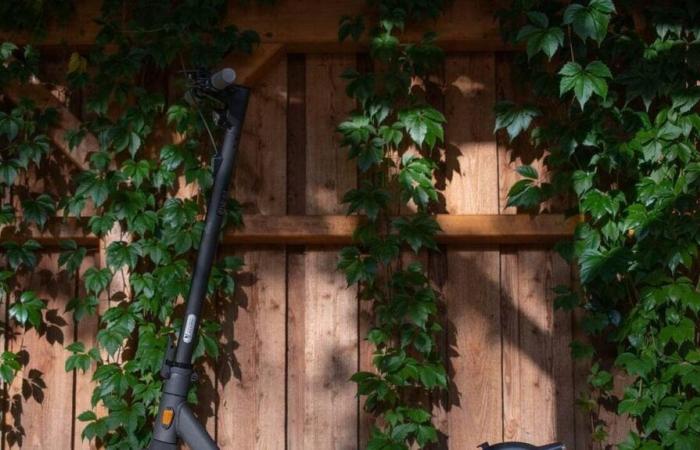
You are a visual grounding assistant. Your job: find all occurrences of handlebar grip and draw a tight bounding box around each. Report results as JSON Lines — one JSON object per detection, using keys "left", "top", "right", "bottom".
{"left": 210, "top": 68, "right": 236, "bottom": 90}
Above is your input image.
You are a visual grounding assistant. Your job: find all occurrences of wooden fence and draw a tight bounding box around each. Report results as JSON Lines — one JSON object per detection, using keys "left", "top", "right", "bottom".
{"left": 0, "top": 2, "right": 630, "bottom": 449}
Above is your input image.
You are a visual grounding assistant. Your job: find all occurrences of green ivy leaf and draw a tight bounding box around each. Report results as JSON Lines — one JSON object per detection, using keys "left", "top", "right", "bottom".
{"left": 399, "top": 154, "right": 438, "bottom": 208}
{"left": 516, "top": 165, "right": 538, "bottom": 179}
{"left": 0, "top": 159, "right": 19, "bottom": 185}
{"left": 76, "top": 171, "right": 111, "bottom": 207}
{"left": 66, "top": 295, "right": 99, "bottom": 321}
{"left": 415, "top": 423, "right": 438, "bottom": 446}
{"left": 338, "top": 15, "right": 365, "bottom": 42}
{"left": 0, "top": 111, "right": 20, "bottom": 141}
{"left": 506, "top": 178, "right": 542, "bottom": 209}
{"left": 83, "top": 267, "right": 112, "bottom": 294}
{"left": 342, "top": 183, "right": 390, "bottom": 221}
{"left": 563, "top": 0, "right": 616, "bottom": 44}
{"left": 121, "top": 159, "right": 151, "bottom": 188}
{"left": 1, "top": 239, "right": 41, "bottom": 269}
{"left": 0, "top": 42, "right": 18, "bottom": 60}
{"left": 65, "top": 342, "right": 94, "bottom": 373}
{"left": 392, "top": 213, "right": 440, "bottom": 253}
{"left": 0, "top": 351, "right": 20, "bottom": 383}
{"left": 516, "top": 11, "right": 565, "bottom": 59}
{"left": 659, "top": 318, "right": 695, "bottom": 345}
{"left": 559, "top": 61, "right": 612, "bottom": 108}
{"left": 572, "top": 170, "right": 594, "bottom": 196}
{"left": 9, "top": 291, "right": 46, "bottom": 328}
{"left": 88, "top": 214, "right": 116, "bottom": 236}
{"left": 159, "top": 144, "right": 184, "bottom": 171}
{"left": 371, "top": 31, "right": 399, "bottom": 62}
{"left": 337, "top": 247, "right": 378, "bottom": 285}
{"left": 397, "top": 106, "right": 445, "bottom": 148}
{"left": 97, "top": 326, "right": 129, "bottom": 356}
{"left": 338, "top": 114, "right": 374, "bottom": 145}
{"left": 494, "top": 102, "right": 540, "bottom": 141}
{"left": 59, "top": 240, "right": 87, "bottom": 274}
{"left": 0, "top": 204, "right": 15, "bottom": 225}
{"left": 106, "top": 241, "right": 139, "bottom": 270}
{"left": 21, "top": 194, "right": 55, "bottom": 229}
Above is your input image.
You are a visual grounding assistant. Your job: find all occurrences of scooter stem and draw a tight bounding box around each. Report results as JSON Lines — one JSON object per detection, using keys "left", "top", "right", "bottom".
{"left": 147, "top": 83, "right": 250, "bottom": 450}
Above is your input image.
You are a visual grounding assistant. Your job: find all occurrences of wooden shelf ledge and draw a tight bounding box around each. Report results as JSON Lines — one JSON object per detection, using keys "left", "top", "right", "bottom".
{"left": 2, "top": 214, "right": 576, "bottom": 247}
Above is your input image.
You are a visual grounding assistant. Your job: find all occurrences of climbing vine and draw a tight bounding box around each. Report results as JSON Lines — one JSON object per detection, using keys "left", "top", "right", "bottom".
{"left": 1, "top": 1, "right": 261, "bottom": 447}
{"left": 498, "top": 1, "right": 700, "bottom": 448}
{"left": 0, "top": 42, "right": 55, "bottom": 388}
{"left": 337, "top": 1, "right": 448, "bottom": 448}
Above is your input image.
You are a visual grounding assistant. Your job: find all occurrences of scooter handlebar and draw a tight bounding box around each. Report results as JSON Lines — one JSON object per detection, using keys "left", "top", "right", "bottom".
{"left": 210, "top": 68, "right": 236, "bottom": 90}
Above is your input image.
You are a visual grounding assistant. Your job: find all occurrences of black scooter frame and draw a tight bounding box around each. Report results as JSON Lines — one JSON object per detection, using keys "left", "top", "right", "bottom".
{"left": 147, "top": 78, "right": 249, "bottom": 450}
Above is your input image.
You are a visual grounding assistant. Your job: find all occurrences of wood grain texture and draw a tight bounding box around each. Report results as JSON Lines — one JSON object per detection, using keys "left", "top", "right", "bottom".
{"left": 444, "top": 248, "right": 502, "bottom": 448}
{"left": 442, "top": 53, "right": 502, "bottom": 448}
{"left": 286, "top": 246, "right": 306, "bottom": 450}
{"left": 304, "top": 55, "right": 356, "bottom": 216}
{"left": 501, "top": 249, "right": 575, "bottom": 447}
{"left": 217, "top": 59, "right": 287, "bottom": 449}
{"left": 286, "top": 54, "right": 307, "bottom": 450}
{"left": 288, "top": 54, "right": 358, "bottom": 450}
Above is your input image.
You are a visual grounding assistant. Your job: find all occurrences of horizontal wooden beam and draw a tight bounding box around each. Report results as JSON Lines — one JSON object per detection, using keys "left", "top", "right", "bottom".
{"left": 2, "top": 0, "right": 509, "bottom": 52}
{"left": 3, "top": 214, "right": 576, "bottom": 247}
{"left": 1, "top": 218, "right": 96, "bottom": 247}
{"left": 224, "top": 214, "right": 576, "bottom": 245}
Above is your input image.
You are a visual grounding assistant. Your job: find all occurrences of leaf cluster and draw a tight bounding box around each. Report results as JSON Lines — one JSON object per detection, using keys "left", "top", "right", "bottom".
{"left": 337, "top": 2, "right": 448, "bottom": 448}
{"left": 498, "top": 1, "right": 700, "bottom": 447}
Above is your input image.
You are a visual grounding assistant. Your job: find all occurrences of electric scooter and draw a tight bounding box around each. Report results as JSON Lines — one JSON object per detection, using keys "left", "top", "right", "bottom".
{"left": 147, "top": 67, "right": 247, "bottom": 450}
{"left": 145, "top": 67, "right": 566, "bottom": 450}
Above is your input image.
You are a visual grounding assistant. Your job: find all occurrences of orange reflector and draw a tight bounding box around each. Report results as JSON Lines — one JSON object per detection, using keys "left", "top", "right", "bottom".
{"left": 161, "top": 408, "right": 174, "bottom": 427}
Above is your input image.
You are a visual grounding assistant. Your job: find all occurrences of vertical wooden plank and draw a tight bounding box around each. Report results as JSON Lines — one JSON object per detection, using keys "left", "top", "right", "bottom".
{"left": 495, "top": 52, "right": 521, "bottom": 215}
{"left": 66, "top": 51, "right": 102, "bottom": 450}
{"left": 443, "top": 54, "right": 499, "bottom": 217}
{"left": 354, "top": 52, "right": 375, "bottom": 449}
{"left": 287, "top": 54, "right": 357, "bottom": 450}
{"left": 286, "top": 53, "right": 308, "bottom": 450}
{"left": 501, "top": 250, "right": 575, "bottom": 447}
{"left": 73, "top": 251, "right": 102, "bottom": 450}
{"left": 216, "top": 60, "right": 287, "bottom": 449}
{"left": 444, "top": 248, "right": 501, "bottom": 447}
{"left": 572, "top": 301, "right": 592, "bottom": 450}
{"left": 5, "top": 253, "right": 74, "bottom": 449}
{"left": 496, "top": 52, "right": 577, "bottom": 448}
{"left": 442, "top": 53, "right": 502, "bottom": 448}
{"left": 304, "top": 56, "right": 357, "bottom": 213}
{"left": 0, "top": 203, "right": 6, "bottom": 450}
{"left": 550, "top": 253, "right": 576, "bottom": 447}
{"left": 286, "top": 54, "right": 307, "bottom": 216}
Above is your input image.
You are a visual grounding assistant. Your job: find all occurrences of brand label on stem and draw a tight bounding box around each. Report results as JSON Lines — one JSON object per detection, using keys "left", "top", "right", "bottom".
{"left": 183, "top": 314, "right": 196, "bottom": 343}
